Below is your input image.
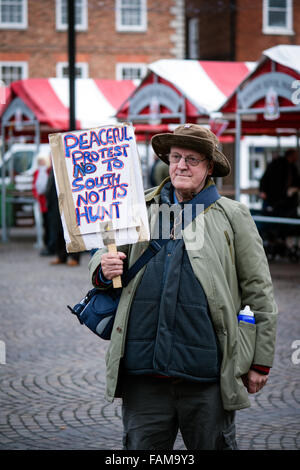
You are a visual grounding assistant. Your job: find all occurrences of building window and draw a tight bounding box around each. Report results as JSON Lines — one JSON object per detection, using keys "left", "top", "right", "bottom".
{"left": 263, "top": 0, "right": 293, "bottom": 35}
{"left": 56, "top": 0, "right": 88, "bottom": 31}
{"left": 116, "top": 63, "right": 147, "bottom": 81}
{"left": 116, "top": 0, "right": 147, "bottom": 32}
{"left": 0, "top": 0, "right": 27, "bottom": 29}
{"left": 56, "top": 62, "right": 89, "bottom": 78}
{"left": 0, "top": 61, "right": 28, "bottom": 86}
{"left": 187, "top": 17, "right": 199, "bottom": 59}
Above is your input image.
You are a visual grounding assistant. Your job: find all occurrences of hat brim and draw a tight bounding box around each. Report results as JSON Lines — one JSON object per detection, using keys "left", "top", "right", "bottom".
{"left": 151, "top": 133, "right": 231, "bottom": 177}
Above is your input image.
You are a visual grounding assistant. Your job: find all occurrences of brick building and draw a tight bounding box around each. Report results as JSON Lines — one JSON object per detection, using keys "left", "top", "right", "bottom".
{"left": 2, "top": 1, "right": 298, "bottom": 86}
{"left": 184, "top": 0, "right": 300, "bottom": 195}
{"left": 1, "top": 0, "right": 299, "bottom": 196}
{"left": 0, "top": 0, "right": 185, "bottom": 85}
{"left": 185, "top": 0, "right": 300, "bottom": 61}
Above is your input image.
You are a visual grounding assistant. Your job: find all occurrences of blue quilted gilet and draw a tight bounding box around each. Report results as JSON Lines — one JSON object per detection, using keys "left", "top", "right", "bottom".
{"left": 122, "top": 182, "right": 221, "bottom": 382}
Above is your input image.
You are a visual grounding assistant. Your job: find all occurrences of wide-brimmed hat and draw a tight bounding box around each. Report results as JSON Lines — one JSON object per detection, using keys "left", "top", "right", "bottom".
{"left": 151, "top": 124, "right": 231, "bottom": 177}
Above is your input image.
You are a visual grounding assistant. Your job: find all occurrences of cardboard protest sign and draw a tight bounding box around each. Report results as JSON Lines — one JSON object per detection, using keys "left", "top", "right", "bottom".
{"left": 49, "top": 123, "right": 150, "bottom": 254}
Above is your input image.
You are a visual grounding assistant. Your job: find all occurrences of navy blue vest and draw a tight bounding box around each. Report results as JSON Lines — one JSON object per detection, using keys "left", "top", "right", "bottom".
{"left": 122, "top": 182, "right": 221, "bottom": 382}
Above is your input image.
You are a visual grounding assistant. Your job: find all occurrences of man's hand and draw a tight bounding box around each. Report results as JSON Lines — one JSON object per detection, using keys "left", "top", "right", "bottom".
{"left": 101, "top": 252, "right": 126, "bottom": 280}
{"left": 242, "top": 370, "right": 269, "bottom": 394}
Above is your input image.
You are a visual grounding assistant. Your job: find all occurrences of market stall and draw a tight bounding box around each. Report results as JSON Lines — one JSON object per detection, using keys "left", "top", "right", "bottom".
{"left": 0, "top": 78, "right": 137, "bottom": 243}
{"left": 116, "top": 59, "right": 255, "bottom": 191}
{"left": 117, "top": 59, "right": 255, "bottom": 129}
{"left": 218, "top": 45, "right": 300, "bottom": 201}
{"left": 1, "top": 78, "right": 137, "bottom": 140}
{"left": 218, "top": 45, "right": 300, "bottom": 261}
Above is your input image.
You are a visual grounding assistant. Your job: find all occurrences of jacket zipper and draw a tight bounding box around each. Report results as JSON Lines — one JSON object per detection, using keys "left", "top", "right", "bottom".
{"left": 224, "top": 230, "right": 234, "bottom": 264}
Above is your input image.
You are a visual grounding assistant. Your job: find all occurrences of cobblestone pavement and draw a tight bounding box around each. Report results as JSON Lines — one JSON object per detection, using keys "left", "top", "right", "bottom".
{"left": 0, "top": 229, "right": 299, "bottom": 451}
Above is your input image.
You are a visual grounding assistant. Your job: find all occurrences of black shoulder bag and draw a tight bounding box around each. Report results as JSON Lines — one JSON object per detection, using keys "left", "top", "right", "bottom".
{"left": 67, "top": 239, "right": 168, "bottom": 340}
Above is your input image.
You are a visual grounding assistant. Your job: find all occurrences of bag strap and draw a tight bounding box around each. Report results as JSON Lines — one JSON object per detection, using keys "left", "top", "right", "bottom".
{"left": 122, "top": 184, "right": 220, "bottom": 287}
{"left": 122, "top": 238, "right": 169, "bottom": 286}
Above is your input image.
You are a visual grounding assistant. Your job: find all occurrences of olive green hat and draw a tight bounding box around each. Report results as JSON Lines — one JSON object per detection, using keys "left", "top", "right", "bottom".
{"left": 151, "top": 123, "right": 231, "bottom": 177}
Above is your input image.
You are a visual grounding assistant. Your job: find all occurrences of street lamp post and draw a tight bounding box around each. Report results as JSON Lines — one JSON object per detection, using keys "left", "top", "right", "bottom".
{"left": 68, "top": 0, "right": 76, "bottom": 131}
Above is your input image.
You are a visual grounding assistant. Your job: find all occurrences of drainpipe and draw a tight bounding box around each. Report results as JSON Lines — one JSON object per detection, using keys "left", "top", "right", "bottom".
{"left": 230, "top": 0, "right": 236, "bottom": 61}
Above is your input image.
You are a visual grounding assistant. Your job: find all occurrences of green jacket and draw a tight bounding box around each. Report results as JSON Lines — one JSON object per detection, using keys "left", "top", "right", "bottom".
{"left": 88, "top": 180, "right": 278, "bottom": 411}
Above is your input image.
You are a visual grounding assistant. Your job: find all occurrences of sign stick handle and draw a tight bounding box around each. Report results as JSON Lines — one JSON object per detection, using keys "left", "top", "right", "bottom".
{"left": 107, "top": 243, "right": 122, "bottom": 288}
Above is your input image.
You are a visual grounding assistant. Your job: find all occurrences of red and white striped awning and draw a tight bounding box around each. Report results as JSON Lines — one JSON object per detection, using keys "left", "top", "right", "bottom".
{"left": 1, "top": 61, "right": 255, "bottom": 140}
{"left": 5, "top": 78, "right": 137, "bottom": 130}
{"left": 117, "top": 59, "right": 256, "bottom": 123}
{"left": 148, "top": 59, "right": 256, "bottom": 114}
{"left": 218, "top": 45, "right": 300, "bottom": 135}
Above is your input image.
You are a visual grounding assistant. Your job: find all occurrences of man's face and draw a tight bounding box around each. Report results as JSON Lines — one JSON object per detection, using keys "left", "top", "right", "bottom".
{"left": 168, "top": 146, "right": 213, "bottom": 194}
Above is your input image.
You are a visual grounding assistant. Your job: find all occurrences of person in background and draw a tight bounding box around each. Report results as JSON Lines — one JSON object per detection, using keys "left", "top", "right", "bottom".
{"left": 259, "top": 149, "right": 300, "bottom": 218}
{"left": 45, "top": 167, "right": 81, "bottom": 266}
{"left": 259, "top": 149, "right": 300, "bottom": 252}
{"left": 89, "top": 124, "right": 278, "bottom": 450}
{"left": 32, "top": 154, "right": 53, "bottom": 256}
{"left": 150, "top": 154, "right": 169, "bottom": 187}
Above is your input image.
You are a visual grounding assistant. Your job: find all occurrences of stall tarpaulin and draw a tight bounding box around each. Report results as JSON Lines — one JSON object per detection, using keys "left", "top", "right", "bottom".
{"left": 116, "top": 59, "right": 256, "bottom": 127}
{"left": 217, "top": 45, "right": 300, "bottom": 201}
{"left": 219, "top": 45, "right": 300, "bottom": 136}
{"left": 0, "top": 78, "right": 137, "bottom": 245}
{"left": 2, "top": 78, "right": 137, "bottom": 133}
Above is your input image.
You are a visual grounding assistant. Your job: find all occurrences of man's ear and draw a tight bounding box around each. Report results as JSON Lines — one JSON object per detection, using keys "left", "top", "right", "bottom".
{"left": 208, "top": 161, "right": 214, "bottom": 175}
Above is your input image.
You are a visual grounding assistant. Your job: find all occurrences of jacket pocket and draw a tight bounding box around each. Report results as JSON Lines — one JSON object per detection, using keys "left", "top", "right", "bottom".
{"left": 236, "top": 321, "right": 256, "bottom": 377}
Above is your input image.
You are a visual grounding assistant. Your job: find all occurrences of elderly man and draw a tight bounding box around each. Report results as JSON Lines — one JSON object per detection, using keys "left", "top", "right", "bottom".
{"left": 89, "top": 124, "right": 278, "bottom": 450}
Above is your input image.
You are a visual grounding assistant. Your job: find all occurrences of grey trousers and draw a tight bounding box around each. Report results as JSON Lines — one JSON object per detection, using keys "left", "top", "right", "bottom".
{"left": 121, "top": 375, "right": 238, "bottom": 450}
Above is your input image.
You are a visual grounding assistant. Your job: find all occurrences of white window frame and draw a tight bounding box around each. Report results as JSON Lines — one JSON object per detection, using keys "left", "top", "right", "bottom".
{"left": 0, "top": 61, "right": 28, "bottom": 86}
{"left": 56, "top": 0, "right": 88, "bottom": 31}
{"left": 116, "top": 62, "right": 147, "bottom": 81}
{"left": 0, "top": 0, "right": 27, "bottom": 29}
{"left": 116, "top": 0, "right": 147, "bottom": 32}
{"left": 56, "top": 62, "right": 89, "bottom": 78}
{"left": 263, "top": 0, "right": 294, "bottom": 35}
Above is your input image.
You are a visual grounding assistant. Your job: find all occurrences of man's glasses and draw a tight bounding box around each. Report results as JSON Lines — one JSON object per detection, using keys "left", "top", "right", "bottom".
{"left": 168, "top": 153, "right": 207, "bottom": 167}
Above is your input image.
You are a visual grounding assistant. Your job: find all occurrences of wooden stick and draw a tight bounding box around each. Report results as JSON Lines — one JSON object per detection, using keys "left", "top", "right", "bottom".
{"left": 107, "top": 243, "right": 122, "bottom": 288}
{"left": 101, "top": 221, "right": 122, "bottom": 288}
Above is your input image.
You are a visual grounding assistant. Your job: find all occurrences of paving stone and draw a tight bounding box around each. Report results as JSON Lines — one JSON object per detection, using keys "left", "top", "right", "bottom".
{"left": 0, "top": 230, "right": 299, "bottom": 450}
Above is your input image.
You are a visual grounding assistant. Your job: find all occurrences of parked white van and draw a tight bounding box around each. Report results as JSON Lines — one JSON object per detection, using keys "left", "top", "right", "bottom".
{"left": 1, "top": 143, "right": 51, "bottom": 189}
{"left": 1, "top": 143, "right": 51, "bottom": 245}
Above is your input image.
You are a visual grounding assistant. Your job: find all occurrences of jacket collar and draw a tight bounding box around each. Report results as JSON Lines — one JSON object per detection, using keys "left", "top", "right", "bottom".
{"left": 145, "top": 177, "right": 170, "bottom": 203}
